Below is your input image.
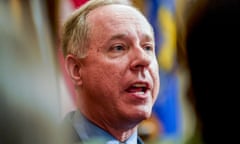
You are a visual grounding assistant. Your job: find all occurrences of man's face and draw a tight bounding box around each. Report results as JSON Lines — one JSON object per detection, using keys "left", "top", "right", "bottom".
{"left": 79, "top": 5, "right": 160, "bottom": 124}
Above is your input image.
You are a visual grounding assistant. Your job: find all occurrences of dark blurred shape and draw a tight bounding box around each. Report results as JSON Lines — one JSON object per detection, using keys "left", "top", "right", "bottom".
{"left": 178, "top": 0, "right": 240, "bottom": 143}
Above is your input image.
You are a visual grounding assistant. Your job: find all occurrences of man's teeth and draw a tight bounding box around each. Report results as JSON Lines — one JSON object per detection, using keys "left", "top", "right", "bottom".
{"left": 133, "top": 83, "right": 146, "bottom": 87}
{"left": 135, "top": 91, "right": 145, "bottom": 95}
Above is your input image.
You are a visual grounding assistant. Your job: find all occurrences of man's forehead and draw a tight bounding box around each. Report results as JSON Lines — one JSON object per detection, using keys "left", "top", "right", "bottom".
{"left": 86, "top": 4, "right": 153, "bottom": 40}
{"left": 86, "top": 4, "right": 142, "bottom": 23}
{"left": 86, "top": 4, "right": 152, "bottom": 33}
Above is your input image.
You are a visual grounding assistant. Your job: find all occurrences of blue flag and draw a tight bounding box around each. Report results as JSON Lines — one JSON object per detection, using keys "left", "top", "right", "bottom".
{"left": 145, "top": 0, "right": 181, "bottom": 140}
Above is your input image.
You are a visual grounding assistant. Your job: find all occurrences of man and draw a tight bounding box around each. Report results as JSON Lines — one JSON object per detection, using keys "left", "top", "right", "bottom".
{"left": 61, "top": 0, "right": 160, "bottom": 143}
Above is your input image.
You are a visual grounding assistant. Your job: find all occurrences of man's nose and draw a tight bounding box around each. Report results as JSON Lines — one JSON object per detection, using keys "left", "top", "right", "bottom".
{"left": 130, "top": 47, "right": 151, "bottom": 71}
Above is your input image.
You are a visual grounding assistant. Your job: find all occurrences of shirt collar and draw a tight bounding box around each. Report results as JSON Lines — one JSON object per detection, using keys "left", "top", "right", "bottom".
{"left": 72, "top": 110, "right": 138, "bottom": 144}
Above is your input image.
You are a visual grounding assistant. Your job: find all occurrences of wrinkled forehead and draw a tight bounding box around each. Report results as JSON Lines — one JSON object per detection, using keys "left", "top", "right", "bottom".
{"left": 86, "top": 4, "right": 152, "bottom": 31}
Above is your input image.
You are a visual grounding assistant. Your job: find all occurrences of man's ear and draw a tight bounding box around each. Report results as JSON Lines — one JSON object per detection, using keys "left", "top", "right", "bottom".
{"left": 65, "top": 54, "right": 83, "bottom": 86}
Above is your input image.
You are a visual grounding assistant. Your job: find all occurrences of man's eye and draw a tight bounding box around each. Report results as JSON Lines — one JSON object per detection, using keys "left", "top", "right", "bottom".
{"left": 107, "top": 44, "right": 127, "bottom": 58}
{"left": 144, "top": 45, "right": 153, "bottom": 51}
{"left": 111, "top": 45, "right": 125, "bottom": 52}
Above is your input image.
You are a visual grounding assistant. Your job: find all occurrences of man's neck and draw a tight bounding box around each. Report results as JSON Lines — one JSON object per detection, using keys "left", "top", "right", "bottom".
{"left": 75, "top": 111, "right": 137, "bottom": 142}
{"left": 79, "top": 108, "right": 140, "bottom": 142}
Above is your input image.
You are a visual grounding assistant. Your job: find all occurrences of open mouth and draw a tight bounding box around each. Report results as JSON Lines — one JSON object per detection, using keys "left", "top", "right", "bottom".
{"left": 125, "top": 83, "right": 149, "bottom": 95}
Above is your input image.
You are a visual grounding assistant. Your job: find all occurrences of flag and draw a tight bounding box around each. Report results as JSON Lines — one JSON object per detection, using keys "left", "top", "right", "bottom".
{"left": 152, "top": 0, "right": 181, "bottom": 140}
{"left": 134, "top": 0, "right": 182, "bottom": 141}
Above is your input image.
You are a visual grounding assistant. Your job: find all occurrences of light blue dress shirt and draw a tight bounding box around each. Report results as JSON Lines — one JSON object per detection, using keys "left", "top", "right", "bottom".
{"left": 72, "top": 110, "right": 138, "bottom": 144}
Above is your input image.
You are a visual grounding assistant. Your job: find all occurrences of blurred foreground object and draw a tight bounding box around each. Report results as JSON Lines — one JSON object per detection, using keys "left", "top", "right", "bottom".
{"left": 177, "top": 0, "right": 240, "bottom": 143}
{"left": 0, "top": 1, "right": 68, "bottom": 143}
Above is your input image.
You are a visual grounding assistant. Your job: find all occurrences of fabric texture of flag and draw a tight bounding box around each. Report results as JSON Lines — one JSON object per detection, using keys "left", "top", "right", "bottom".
{"left": 143, "top": 0, "right": 182, "bottom": 141}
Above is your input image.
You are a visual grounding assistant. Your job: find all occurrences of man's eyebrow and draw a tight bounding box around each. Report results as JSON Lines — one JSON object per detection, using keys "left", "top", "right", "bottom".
{"left": 109, "top": 33, "right": 154, "bottom": 41}
{"left": 142, "top": 34, "right": 154, "bottom": 42}
{"left": 109, "top": 34, "right": 127, "bottom": 41}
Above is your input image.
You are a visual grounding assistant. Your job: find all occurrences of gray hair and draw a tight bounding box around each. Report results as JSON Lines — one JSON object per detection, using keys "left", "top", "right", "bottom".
{"left": 61, "top": 0, "right": 132, "bottom": 58}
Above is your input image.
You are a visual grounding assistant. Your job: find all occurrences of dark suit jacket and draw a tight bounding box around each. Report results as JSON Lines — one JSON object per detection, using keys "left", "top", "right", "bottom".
{"left": 62, "top": 111, "right": 144, "bottom": 144}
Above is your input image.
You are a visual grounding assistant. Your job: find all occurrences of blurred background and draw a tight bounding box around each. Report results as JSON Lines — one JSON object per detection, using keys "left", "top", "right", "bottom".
{"left": 0, "top": 0, "right": 239, "bottom": 144}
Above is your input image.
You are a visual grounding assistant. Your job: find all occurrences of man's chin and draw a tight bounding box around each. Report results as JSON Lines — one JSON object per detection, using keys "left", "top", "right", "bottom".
{"left": 131, "top": 109, "right": 152, "bottom": 121}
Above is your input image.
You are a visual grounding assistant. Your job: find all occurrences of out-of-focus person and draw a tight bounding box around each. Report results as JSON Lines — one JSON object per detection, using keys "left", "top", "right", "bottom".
{"left": 177, "top": 0, "right": 240, "bottom": 143}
